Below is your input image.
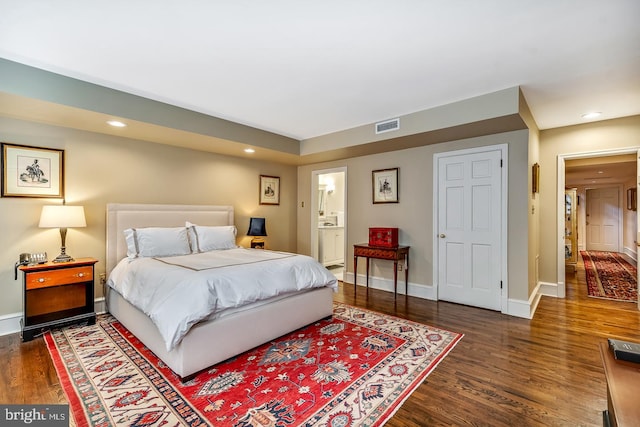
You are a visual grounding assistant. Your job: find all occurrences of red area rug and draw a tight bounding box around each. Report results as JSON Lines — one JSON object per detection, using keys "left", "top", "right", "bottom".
{"left": 45, "top": 303, "right": 462, "bottom": 427}
{"left": 581, "top": 251, "right": 638, "bottom": 302}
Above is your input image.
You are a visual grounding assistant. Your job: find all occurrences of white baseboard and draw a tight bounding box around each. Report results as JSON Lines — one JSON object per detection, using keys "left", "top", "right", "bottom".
{"left": 0, "top": 312, "right": 22, "bottom": 337}
{"left": 344, "top": 272, "right": 537, "bottom": 319}
{"left": 95, "top": 297, "right": 106, "bottom": 314}
{"left": 506, "top": 296, "right": 536, "bottom": 319}
{"left": 538, "top": 281, "right": 560, "bottom": 297}
{"left": 344, "top": 272, "right": 436, "bottom": 300}
{"left": 623, "top": 246, "right": 638, "bottom": 262}
{"left": 0, "top": 297, "right": 107, "bottom": 337}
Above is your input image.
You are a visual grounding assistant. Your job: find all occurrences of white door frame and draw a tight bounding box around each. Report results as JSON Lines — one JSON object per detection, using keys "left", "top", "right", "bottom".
{"left": 310, "top": 167, "right": 347, "bottom": 262}
{"left": 433, "top": 143, "right": 509, "bottom": 313}
{"left": 556, "top": 147, "right": 640, "bottom": 299}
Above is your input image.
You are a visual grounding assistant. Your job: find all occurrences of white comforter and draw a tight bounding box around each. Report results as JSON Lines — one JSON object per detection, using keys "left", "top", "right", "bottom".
{"left": 107, "top": 248, "right": 338, "bottom": 351}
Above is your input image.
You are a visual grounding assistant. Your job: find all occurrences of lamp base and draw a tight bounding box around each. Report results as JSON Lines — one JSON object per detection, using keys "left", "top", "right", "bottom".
{"left": 52, "top": 245, "right": 74, "bottom": 263}
{"left": 52, "top": 253, "right": 74, "bottom": 263}
{"left": 251, "top": 237, "right": 265, "bottom": 249}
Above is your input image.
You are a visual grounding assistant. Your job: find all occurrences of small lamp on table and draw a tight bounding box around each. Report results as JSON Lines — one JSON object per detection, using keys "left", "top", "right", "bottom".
{"left": 247, "top": 217, "right": 267, "bottom": 249}
{"left": 39, "top": 204, "right": 87, "bottom": 262}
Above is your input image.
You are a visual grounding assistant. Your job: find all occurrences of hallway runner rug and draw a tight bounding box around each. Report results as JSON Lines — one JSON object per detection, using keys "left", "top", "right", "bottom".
{"left": 581, "top": 251, "right": 638, "bottom": 302}
{"left": 45, "top": 303, "right": 462, "bottom": 427}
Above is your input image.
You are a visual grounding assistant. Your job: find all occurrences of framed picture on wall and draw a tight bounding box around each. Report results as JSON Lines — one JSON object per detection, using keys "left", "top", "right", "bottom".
{"left": 627, "top": 188, "right": 636, "bottom": 211}
{"left": 372, "top": 167, "right": 399, "bottom": 203}
{"left": 1, "top": 143, "right": 64, "bottom": 198}
{"left": 532, "top": 163, "right": 540, "bottom": 194}
{"left": 259, "top": 175, "right": 280, "bottom": 205}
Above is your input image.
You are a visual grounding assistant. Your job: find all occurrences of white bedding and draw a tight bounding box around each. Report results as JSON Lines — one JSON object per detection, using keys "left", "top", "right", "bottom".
{"left": 107, "top": 248, "right": 338, "bottom": 351}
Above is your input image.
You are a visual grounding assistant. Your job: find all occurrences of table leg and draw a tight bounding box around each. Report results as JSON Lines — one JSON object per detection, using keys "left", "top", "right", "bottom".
{"left": 393, "top": 260, "right": 398, "bottom": 298}
{"left": 405, "top": 253, "right": 409, "bottom": 296}
{"left": 354, "top": 255, "right": 358, "bottom": 294}
{"left": 365, "top": 257, "right": 370, "bottom": 289}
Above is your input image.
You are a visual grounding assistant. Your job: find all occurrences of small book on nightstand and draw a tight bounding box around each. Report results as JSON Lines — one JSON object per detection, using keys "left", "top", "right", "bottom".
{"left": 608, "top": 338, "right": 640, "bottom": 363}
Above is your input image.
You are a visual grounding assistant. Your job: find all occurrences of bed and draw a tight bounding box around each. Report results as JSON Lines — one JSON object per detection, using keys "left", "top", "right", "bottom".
{"left": 105, "top": 203, "right": 337, "bottom": 381}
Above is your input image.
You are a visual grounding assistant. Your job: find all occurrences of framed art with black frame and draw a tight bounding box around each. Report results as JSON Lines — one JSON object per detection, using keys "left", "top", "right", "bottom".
{"left": 372, "top": 168, "right": 399, "bottom": 204}
{"left": 259, "top": 175, "right": 280, "bottom": 205}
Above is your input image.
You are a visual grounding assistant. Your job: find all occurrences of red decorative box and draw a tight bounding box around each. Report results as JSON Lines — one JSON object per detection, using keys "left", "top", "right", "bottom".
{"left": 368, "top": 227, "right": 399, "bottom": 247}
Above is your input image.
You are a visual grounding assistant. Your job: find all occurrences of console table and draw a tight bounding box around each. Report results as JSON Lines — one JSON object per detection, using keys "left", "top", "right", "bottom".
{"left": 599, "top": 342, "right": 640, "bottom": 426}
{"left": 353, "top": 244, "right": 409, "bottom": 298}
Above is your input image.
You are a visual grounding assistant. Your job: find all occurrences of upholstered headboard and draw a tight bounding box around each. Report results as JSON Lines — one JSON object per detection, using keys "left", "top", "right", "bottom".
{"left": 106, "top": 203, "right": 234, "bottom": 274}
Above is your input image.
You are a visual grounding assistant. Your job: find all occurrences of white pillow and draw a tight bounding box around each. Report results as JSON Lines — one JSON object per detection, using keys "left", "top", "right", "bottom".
{"left": 124, "top": 227, "right": 192, "bottom": 258}
{"left": 186, "top": 221, "right": 237, "bottom": 252}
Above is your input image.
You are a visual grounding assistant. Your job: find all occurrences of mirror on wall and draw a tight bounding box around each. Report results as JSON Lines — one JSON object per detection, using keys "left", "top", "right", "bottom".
{"left": 318, "top": 185, "right": 326, "bottom": 218}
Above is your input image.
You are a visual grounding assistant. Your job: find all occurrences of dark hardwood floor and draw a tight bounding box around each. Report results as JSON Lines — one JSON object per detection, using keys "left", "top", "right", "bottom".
{"left": 1, "top": 257, "right": 639, "bottom": 426}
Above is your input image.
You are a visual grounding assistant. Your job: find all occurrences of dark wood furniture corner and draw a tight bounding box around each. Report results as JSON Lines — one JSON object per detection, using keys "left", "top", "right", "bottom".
{"left": 353, "top": 244, "right": 409, "bottom": 298}
{"left": 19, "top": 257, "right": 98, "bottom": 341}
{"left": 599, "top": 342, "right": 640, "bottom": 427}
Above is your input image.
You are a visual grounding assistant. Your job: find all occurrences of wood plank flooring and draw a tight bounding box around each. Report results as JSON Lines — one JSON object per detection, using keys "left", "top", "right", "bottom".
{"left": 1, "top": 258, "right": 639, "bottom": 426}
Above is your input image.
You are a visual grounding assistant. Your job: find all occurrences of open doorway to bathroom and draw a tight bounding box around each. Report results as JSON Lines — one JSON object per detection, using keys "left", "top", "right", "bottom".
{"left": 311, "top": 168, "right": 347, "bottom": 281}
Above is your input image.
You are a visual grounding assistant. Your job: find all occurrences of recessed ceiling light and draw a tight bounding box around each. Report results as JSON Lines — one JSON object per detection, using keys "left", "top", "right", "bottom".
{"left": 581, "top": 112, "right": 602, "bottom": 120}
{"left": 107, "top": 120, "right": 127, "bottom": 127}
{"left": 244, "top": 148, "right": 255, "bottom": 153}
{"left": 597, "top": 171, "right": 604, "bottom": 174}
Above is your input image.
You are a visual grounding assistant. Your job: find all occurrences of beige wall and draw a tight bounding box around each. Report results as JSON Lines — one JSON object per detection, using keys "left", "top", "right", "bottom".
{"left": 298, "top": 129, "right": 532, "bottom": 302}
{"left": 0, "top": 117, "right": 297, "bottom": 318}
{"left": 538, "top": 115, "right": 640, "bottom": 285}
{"left": 520, "top": 92, "right": 541, "bottom": 297}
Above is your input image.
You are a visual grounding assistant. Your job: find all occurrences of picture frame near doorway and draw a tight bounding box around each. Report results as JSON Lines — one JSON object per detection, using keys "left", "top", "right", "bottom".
{"left": 259, "top": 175, "right": 280, "bottom": 205}
{"left": 532, "top": 163, "right": 540, "bottom": 194}
{"left": 627, "top": 188, "right": 636, "bottom": 211}
{"left": 372, "top": 168, "right": 399, "bottom": 204}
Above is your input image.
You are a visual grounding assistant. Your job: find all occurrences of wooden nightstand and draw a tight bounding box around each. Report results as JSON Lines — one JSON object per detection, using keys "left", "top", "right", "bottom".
{"left": 19, "top": 257, "right": 98, "bottom": 341}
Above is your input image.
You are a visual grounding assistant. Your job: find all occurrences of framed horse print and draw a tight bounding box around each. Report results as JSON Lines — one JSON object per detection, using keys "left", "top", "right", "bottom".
{"left": 1, "top": 143, "right": 64, "bottom": 198}
{"left": 372, "top": 167, "right": 399, "bottom": 204}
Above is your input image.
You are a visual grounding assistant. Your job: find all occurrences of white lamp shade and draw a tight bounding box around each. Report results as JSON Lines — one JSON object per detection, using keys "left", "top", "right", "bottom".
{"left": 39, "top": 205, "right": 87, "bottom": 228}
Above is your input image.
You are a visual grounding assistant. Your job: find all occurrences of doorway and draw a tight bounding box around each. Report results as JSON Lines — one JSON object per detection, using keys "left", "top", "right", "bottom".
{"left": 311, "top": 168, "right": 347, "bottom": 281}
{"left": 558, "top": 149, "right": 638, "bottom": 305}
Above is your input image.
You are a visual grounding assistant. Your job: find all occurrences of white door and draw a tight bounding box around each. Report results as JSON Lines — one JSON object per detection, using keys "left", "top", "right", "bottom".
{"left": 586, "top": 187, "right": 619, "bottom": 252}
{"left": 437, "top": 148, "right": 503, "bottom": 310}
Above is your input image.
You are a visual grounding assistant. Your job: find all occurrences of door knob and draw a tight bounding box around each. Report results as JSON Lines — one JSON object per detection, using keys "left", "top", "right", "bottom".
{"left": 439, "top": 234, "right": 446, "bottom": 238}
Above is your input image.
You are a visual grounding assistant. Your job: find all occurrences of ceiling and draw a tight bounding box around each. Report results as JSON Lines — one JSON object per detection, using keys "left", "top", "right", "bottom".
{"left": 0, "top": 1, "right": 639, "bottom": 143}
{"left": 565, "top": 155, "right": 637, "bottom": 188}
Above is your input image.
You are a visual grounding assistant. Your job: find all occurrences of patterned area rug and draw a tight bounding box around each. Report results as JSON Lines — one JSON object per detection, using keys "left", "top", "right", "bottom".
{"left": 581, "top": 251, "right": 638, "bottom": 302}
{"left": 45, "top": 303, "right": 462, "bottom": 427}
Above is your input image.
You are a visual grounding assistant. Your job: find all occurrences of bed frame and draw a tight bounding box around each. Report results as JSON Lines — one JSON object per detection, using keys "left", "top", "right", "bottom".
{"left": 105, "top": 203, "right": 334, "bottom": 380}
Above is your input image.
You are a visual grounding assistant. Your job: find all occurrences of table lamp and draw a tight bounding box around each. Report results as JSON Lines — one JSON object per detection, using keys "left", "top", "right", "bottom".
{"left": 39, "top": 205, "right": 86, "bottom": 262}
{"left": 247, "top": 217, "right": 267, "bottom": 249}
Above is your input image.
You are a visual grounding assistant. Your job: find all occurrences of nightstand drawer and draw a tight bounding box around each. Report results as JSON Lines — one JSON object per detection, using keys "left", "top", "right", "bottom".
{"left": 26, "top": 266, "right": 94, "bottom": 290}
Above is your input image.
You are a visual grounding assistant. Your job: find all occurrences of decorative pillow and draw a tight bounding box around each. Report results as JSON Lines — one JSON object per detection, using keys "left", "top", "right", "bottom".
{"left": 124, "top": 227, "right": 192, "bottom": 258}
{"left": 186, "top": 221, "right": 237, "bottom": 252}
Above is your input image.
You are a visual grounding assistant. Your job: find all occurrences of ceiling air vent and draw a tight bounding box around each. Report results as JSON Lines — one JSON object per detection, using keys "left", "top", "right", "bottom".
{"left": 375, "top": 118, "right": 400, "bottom": 134}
